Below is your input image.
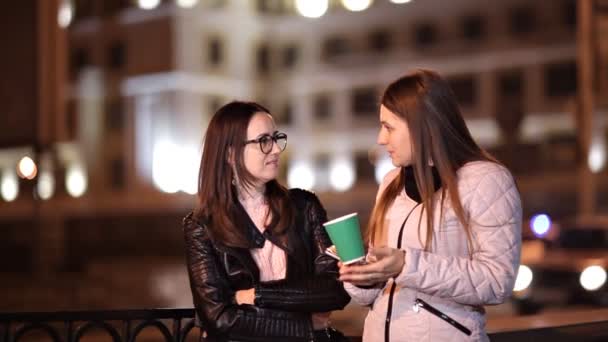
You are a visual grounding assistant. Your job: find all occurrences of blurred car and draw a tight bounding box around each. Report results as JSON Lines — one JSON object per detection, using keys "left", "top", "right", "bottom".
{"left": 512, "top": 217, "right": 608, "bottom": 314}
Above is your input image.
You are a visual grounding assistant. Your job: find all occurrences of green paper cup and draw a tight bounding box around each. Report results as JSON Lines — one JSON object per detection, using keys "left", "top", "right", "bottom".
{"left": 323, "top": 213, "right": 365, "bottom": 265}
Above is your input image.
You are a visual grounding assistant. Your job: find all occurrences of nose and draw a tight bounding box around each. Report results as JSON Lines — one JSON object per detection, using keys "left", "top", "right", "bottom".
{"left": 269, "top": 139, "right": 282, "bottom": 154}
{"left": 377, "top": 129, "right": 388, "bottom": 145}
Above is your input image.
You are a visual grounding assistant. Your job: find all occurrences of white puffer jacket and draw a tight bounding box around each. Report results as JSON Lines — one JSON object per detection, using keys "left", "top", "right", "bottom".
{"left": 345, "top": 161, "right": 522, "bottom": 342}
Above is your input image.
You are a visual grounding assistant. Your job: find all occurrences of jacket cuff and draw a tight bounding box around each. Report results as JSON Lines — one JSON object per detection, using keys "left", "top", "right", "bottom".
{"left": 253, "top": 285, "right": 262, "bottom": 306}
{"left": 394, "top": 246, "right": 420, "bottom": 287}
{"left": 354, "top": 282, "right": 386, "bottom": 289}
{"left": 343, "top": 282, "right": 382, "bottom": 306}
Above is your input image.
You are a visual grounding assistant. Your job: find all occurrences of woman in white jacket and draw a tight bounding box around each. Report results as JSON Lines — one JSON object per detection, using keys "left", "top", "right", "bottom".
{"left": 339, "top": 69, "right": 522, "bottom": 341}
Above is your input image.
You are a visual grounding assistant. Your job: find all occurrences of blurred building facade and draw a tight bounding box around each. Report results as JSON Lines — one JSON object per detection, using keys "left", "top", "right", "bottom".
{"left": 2, "top": 0, "right": 606, "bottom": 311}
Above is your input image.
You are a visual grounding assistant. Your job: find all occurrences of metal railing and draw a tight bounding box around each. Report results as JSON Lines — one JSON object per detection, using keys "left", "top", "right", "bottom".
{"left": 2, "top": 307, "right": 608, "bottom": 342}
{"left": 0, "top": 308, "right": 197, "bottom": 342}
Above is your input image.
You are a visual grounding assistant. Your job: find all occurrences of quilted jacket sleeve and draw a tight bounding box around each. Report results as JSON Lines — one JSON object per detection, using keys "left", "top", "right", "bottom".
{"left": 254, "top": 190, "right": 350, "bottom": 311}
{"left": 183, "top": 215, "right": 313, "bottom": 339}
{"left": 394, "top": 163, "right": 522, "bottom": 306}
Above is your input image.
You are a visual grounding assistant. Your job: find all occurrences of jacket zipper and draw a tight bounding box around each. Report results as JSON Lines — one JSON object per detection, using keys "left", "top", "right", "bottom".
{"left": 413, "top": 298, "right": 472, "bottom": 336}
{"left": 384, "top": 203, "right": 421, "bottom": 342}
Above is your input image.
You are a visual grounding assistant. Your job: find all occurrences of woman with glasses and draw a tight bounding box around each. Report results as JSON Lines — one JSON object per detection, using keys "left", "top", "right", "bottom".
{"left": 183, "top": 101, "right": 350, "bottom": 342}
{"left": 338, "top": 70, "right": 522, "bottom": 341}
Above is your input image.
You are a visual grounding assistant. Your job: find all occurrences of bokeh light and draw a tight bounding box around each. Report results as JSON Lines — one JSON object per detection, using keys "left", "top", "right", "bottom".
{"left": 580, "top": 265, "right": 607, "bottom": 291}
{"left": 152, "top": 141, "right": 199, "bottom": 194}
{"left": 37, "top": 171, "right": 55, "bottom": 200}
{"left": 295, "top": 0, "right": 328, "bottom": 18}
{"left": 530, "top": 213, "right": 551, "bottom": 237}
{"left": 17, "top": 156, "right": 38, "bottom": 180}
{"left": 153, "top": 141, "right": 181, "bottom": 194}
{"left": 329, "top": 158, "right": 355, "bottom": 192}
{"left": 66, "top": 165, "right": 87, "bottom": 198}
{"left": 57, "top": 0, "right": 73, "bottom": 28}
{"left": 341, "top": 0, "right": 373, "bottom": 12}
{"left": 1, "top": 170, "right": 19, "bottom": 202}
{"left": 513, "top": 265, "right": 533, "bottom": 292}
{"left": 588, "top": 135, "right": 606, "bottom": 173}
{"left": 137, "top": 0, "right": 161, "bottom": 10}
{"left": 176, "top": 0, "right": 199, "bottom": 8}
{"left": 375, "top": 156, "right": 394, "bottom": 184}
{"left": 288, "top": 161, "right": 315, "bottom": 190}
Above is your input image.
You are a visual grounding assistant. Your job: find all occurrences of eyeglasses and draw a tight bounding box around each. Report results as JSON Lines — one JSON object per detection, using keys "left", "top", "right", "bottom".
{"left": 244, "top": 132, "right": 288, "bottom": 154}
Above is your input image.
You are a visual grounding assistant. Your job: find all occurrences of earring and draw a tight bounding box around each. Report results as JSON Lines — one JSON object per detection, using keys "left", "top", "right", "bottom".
{"left": 231, "top": 178, "right": 236, "bottom": 186}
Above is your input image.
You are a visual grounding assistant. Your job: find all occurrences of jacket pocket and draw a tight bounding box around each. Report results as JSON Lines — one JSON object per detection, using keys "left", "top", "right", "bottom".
{"left": 414, "top": 298, "right": 472, "bottom": 336}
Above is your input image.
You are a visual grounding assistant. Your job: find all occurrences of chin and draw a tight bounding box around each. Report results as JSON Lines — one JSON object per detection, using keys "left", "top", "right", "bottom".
{"left": 391, "top": 157, "right": 412, "bottom": 168}
{"left": 262, "top": 174, "right": 279, "bottom": 183}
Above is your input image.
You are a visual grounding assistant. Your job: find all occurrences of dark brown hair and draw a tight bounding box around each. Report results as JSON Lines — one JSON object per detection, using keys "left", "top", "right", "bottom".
{"left": 367, "top": 69, "right": 497, "bottom": 251}
{"left": 195, "top": 101, "right": 294, "bottom": 247}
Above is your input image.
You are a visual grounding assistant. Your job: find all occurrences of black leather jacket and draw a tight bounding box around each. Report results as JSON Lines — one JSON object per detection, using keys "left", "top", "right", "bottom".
{"left": 183, "top": 189, "right": 350, "bottom": 342}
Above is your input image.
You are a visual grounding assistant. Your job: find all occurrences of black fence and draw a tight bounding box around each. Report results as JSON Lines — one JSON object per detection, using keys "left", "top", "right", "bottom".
{"left": 0, "top": 308, "right": 197, "bottom": 342}
{"left": 2, "top": 308, "right": 608, "bottom": 342}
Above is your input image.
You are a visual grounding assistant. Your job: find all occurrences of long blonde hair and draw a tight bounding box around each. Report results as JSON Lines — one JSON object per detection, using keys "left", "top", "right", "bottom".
{"left": 366, "top": 69, "right": 497, "bottom": 251}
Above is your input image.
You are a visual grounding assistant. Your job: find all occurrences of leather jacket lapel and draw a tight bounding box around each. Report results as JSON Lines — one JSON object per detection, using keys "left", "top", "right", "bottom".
{"left": 265, "top": 224, "right": 309, "bottom": 273}
{"left": 210, "top": 240, "right": 260, "bottom": 282}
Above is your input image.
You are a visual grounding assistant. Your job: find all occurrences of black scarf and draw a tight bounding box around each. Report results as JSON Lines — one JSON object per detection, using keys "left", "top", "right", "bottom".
{"left": 403, "top": 165, "right": 442, "bottom": 203}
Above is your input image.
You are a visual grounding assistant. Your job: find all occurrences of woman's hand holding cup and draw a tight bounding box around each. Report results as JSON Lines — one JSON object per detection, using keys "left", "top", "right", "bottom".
{"left": 339, "top": 247, "right": 405, "bottom": 286}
